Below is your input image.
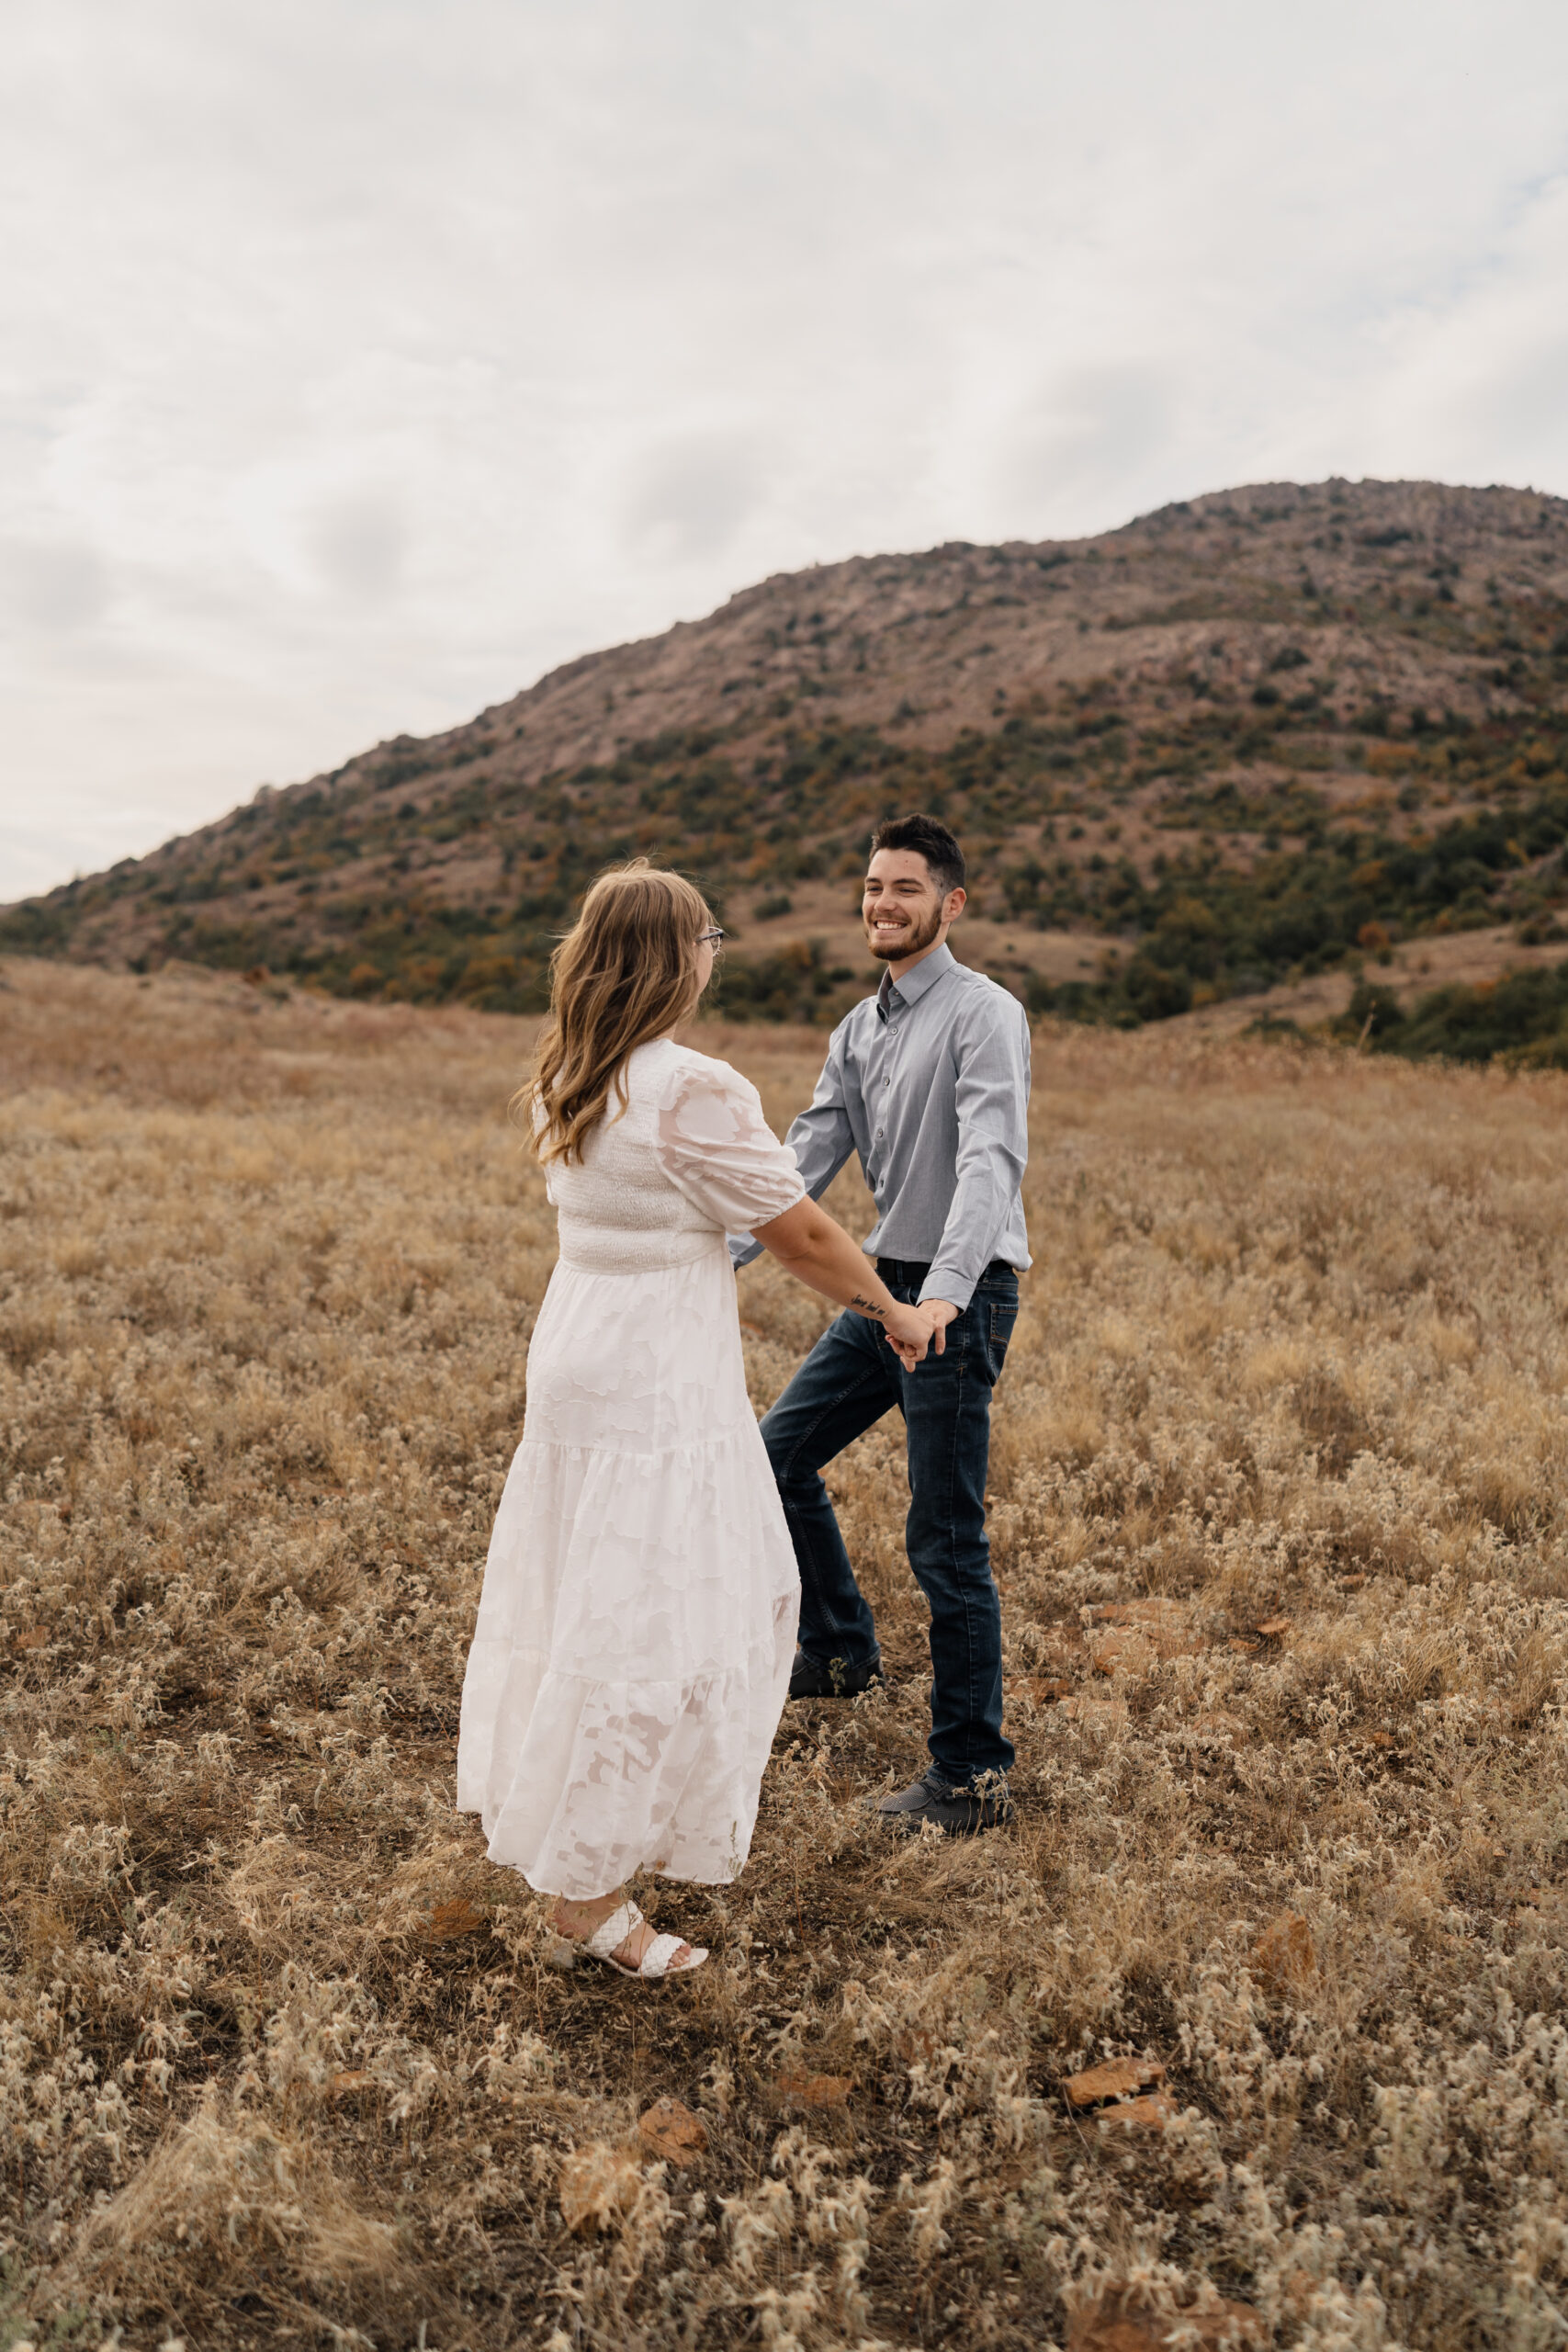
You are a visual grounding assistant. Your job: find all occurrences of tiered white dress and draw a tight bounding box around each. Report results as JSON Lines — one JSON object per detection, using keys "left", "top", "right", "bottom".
{"left": 456, "top": 1039, "right": 807, "bottom": 1901}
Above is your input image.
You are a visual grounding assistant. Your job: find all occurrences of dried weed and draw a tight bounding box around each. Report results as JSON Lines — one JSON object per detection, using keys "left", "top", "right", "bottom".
{"left": 5, "top": 959, "right": 1568, "bottom": 2346}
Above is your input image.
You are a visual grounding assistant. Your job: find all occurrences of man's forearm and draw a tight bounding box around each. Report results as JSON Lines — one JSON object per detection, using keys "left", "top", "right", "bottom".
{"left": 921, "top": 1171, "right": 1015, "bottom": 1312}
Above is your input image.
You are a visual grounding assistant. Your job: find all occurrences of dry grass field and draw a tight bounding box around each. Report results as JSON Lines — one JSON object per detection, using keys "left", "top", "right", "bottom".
{"left": 6, "top": 955, "right": 1568, "bottom": 2352}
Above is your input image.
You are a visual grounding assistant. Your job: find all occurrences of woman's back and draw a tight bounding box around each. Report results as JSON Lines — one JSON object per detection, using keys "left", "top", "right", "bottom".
{"left": 546, "top": 1039, "right": 803, "bottom": 1274}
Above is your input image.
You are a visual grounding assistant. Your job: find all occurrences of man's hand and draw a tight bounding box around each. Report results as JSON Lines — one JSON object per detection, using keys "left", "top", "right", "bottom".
{"left": 882, "top": 1298, "right": 937, "bottom": 1372}
{"left": 923, "top": 1300, "right": 961, "bottom": 1356}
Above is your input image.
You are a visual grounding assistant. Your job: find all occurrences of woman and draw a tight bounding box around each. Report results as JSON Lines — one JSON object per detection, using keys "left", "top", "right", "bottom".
{"left": 457, "top": 862, "right": 932, "bottom": 1978}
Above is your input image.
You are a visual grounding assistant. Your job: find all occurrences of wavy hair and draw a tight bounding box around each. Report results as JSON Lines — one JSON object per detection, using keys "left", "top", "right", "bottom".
{"left": 520, "top": 860, "right": 714, "bottom": 1165}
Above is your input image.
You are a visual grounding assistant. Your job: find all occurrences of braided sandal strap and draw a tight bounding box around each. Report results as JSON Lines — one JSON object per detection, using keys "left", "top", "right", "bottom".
{"left": 584, "top": 1901, "right": 643, "bottom": 1960}
{"left": 637, "top": 1933, "right": 690, "bottom": 1980}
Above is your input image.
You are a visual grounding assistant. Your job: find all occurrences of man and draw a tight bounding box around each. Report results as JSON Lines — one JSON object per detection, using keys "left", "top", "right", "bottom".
{"left": 732, "top": 812, "right": 1031, "bottom": 1837}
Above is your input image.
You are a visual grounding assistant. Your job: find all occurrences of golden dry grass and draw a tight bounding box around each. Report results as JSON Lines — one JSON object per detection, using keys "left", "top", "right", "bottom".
{"left": 5, "top": 953, "right": 1568, "bottom": 2350}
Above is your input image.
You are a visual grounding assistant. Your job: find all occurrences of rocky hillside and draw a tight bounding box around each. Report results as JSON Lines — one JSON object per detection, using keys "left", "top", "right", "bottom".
{"left": 6, "top": 477, "right": 1568, "bottom": 1026}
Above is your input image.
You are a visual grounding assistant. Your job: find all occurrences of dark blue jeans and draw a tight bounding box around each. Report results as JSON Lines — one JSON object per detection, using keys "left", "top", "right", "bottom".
{"left": 759, "top": 1258, "right": 1018, "bottom": 1789}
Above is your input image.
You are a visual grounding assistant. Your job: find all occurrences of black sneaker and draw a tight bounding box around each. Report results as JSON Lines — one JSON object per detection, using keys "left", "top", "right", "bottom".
{"left": 787, "top": 1647, "right": 885, "bottom": 1701}
{"left": 875, "top": 1770, "right": 1014, "bottom": 1837}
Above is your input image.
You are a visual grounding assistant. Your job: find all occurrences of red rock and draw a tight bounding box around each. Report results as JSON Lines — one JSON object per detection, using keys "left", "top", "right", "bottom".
{"left": 637, "top": 2097, "right": 708, "bottom": 2166}
{"left": 425, "top": 1896, "right": 487, "bottom": 1943}
{"left": 1063, "top": 2056, "right": 1166, "bottom": 2108}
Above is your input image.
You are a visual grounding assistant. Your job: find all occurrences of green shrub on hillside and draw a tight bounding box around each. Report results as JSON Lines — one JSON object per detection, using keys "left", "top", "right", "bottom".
{"left": 1335, "top": 967, "right": 1568, "bottom": 1069}
{"left": 713, "top": 939, "right": 857, "bottom": 1024}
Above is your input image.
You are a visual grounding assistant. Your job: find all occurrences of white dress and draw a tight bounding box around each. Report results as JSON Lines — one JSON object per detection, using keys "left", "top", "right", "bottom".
{"left": 456, "top": 1039, "right": 807, "bottom": 1901}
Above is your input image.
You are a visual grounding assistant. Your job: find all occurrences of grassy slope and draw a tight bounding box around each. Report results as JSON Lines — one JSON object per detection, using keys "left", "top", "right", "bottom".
{"left": 5, "top": 957, "right": 1568, "bottom": 2347}
{"left": 5, "top": 479, "right": 1568, "bottom": 1050}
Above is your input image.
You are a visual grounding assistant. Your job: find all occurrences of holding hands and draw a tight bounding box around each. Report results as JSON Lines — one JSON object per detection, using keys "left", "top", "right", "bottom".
{"left": 920, "top": 1299, "right": 960, "bottom": 1356}
{"left": 881, "top": 1296, "right": 936, "bottom": 1371}
{"left": 751, "top": 1197, "right": 957, "bottom": 1374}
{"left": 880, "top": 1296, "right": 959, "bottom": 1369}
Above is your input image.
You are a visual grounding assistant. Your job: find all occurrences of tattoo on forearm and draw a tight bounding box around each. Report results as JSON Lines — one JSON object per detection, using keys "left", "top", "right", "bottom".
{"left": 850, "top": 1292, "right": 887, "bottom": 1323}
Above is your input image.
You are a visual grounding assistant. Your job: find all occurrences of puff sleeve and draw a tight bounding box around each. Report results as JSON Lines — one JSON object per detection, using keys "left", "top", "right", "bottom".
{"left": 654, "top": 1056, "right": 807, "bottom": 1233}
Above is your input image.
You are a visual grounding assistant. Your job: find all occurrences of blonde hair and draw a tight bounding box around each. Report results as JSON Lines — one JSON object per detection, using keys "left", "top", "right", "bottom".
{"left": 521, "top": 861, "right": 714, "bottom": 1165}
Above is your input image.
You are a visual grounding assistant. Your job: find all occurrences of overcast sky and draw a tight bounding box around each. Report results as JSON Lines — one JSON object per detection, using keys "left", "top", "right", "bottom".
{"left": 5, "top": 0, "right": 1568, "bottom": 899}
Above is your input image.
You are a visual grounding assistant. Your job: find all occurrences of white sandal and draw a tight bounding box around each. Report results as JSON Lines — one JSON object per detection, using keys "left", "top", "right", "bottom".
{"left": 581, "top": 1900, "right": 708, "bottom": 1980}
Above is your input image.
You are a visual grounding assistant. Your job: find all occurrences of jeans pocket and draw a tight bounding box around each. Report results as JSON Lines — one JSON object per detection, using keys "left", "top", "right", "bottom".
{"left": 986, "top": 1301, "right": 1018, "bottom": 1379}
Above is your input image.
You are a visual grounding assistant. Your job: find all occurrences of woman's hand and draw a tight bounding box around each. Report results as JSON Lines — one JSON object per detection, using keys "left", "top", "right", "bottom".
{"left": 881, "top": 1297, "right": 933, "bottom": 1371}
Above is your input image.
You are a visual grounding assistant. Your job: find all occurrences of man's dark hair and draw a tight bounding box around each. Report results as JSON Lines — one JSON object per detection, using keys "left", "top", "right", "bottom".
{"left": 867, "top": 813, "right": 965, "bottom": 899}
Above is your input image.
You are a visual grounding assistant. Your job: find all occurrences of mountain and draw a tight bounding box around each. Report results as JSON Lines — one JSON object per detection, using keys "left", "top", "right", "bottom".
{"left": 6, "top": 476, "right": 1568, "bottom": 1028}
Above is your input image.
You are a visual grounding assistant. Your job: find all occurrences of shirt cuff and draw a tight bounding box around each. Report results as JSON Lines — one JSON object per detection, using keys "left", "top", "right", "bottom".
{"left": 919, "top": 1265, "right": 976, "bottom": 1314}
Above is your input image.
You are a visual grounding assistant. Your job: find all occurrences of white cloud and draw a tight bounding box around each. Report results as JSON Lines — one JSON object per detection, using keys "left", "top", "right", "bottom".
{"left": 0, "top": 537, "right": 111, "bottom": 633}
{"left": 1352, "top": 170, "right": 1568, "bottom": 491}
{"left": 620, "top": 429, "right": 771, "bottom": 566}
{"left": 991, "top": 366, "right": 1173, "bottom": 540}
{"left": 308, "top": 492, "right": 409, "bottom": 601}
{"left": 3, "top": 0, "right": 1568, "bottom": 898}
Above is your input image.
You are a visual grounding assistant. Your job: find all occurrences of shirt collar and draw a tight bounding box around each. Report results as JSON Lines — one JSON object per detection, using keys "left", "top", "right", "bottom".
{"left": 875, "top": 941, "right": 957, "bottom": 1022}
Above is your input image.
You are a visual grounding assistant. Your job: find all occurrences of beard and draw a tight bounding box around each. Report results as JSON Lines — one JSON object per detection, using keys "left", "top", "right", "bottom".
{"left": 865, "top": 901, "right": 945, "bottom": 962}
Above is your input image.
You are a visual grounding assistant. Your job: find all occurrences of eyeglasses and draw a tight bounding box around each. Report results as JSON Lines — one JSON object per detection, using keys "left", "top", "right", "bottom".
{"left": 697, "top": 927, "right": 726, "bottom": 945}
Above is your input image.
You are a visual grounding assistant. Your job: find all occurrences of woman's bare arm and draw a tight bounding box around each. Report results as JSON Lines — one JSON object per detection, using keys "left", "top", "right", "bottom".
{"left": 749, "top": 1198, "right": 932, "bottom": 1366}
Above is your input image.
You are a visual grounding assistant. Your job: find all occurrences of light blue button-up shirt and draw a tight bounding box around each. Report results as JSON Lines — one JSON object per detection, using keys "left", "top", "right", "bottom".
{"left": 730, "top": 944, "right": 1031, "bottom": 1311}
